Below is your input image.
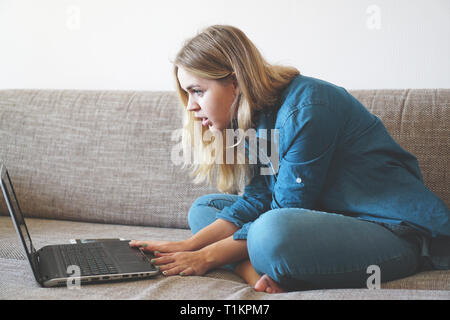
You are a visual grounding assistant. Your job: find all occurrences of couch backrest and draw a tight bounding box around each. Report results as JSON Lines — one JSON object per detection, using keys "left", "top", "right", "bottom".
{"left": 0, "top": 90, "right": 217, "bottom": 229}
{"left": 0, "top": 89, "right": 448, "bottom": 229}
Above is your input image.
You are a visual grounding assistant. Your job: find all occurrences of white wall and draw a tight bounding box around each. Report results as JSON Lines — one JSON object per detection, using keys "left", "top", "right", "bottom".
{"left": 1, "top": 0, "right": 449, "bottom": 91}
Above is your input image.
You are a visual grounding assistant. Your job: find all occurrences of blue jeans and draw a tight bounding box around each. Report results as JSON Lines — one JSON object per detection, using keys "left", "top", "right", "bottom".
{"left": 188, "top": 193, "right": 421, "bottom": 291}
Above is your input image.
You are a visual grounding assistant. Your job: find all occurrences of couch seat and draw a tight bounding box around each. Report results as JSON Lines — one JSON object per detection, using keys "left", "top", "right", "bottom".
{"left": 0, "top": 217, "right": 448, "bottom": 300}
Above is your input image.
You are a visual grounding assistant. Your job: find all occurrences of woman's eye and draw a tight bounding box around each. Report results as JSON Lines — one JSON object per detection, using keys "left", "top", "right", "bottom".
{"left": 193, "top": 90, "right": 203, "bottom": 96}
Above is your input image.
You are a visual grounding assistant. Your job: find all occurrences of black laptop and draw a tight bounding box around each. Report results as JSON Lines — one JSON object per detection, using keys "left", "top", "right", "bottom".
{"left": 0, "top": 163, "right": 159, "bottom": 287}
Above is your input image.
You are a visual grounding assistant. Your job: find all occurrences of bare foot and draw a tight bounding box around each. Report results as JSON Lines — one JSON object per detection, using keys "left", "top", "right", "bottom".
{"left": 233, "top": 260, "right": 285, "bottom": 294}
{"left": 254, "top": 274, "right": 285, "bottom": 294}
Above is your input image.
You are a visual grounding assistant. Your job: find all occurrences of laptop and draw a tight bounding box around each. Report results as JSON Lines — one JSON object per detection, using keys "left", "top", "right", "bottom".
{"left": 0, "top": 163, "right": 159, "bottom": 287}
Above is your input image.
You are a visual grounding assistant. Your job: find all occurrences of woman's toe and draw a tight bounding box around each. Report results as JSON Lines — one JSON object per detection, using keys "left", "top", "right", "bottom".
{"left": 254, "top": 276, "right": 268, "bottom": 292}
{"left": 254, "top": 274, "right": 285, "bottom": 294}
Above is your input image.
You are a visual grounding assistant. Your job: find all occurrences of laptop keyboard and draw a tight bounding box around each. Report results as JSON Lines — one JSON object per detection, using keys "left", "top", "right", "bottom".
{"left": 57, "top": 243, "right": 118, "bottom": 276}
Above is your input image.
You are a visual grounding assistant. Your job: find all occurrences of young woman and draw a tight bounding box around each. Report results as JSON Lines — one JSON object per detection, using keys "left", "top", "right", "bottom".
{"left": 130, "top": 25, "right": 450, "bottom": 293}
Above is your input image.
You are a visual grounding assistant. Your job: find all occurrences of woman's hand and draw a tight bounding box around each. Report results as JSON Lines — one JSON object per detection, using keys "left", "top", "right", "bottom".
{"left": 129, "top": 239, "right": 213, "bottom": 276}
{"left": 150, "top": 250, "right": 213, "bottom": 276}
{"left": 129, "top": 240, "right": 191, "bottom": 254}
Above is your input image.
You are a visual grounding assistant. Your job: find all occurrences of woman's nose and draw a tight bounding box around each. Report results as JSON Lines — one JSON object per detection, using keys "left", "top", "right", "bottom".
{"left": 186, "top": 98, "right": 200, "bottom": 112}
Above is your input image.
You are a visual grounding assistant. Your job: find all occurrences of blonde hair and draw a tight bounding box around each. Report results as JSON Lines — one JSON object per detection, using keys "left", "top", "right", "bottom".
{"left": 173, "top": 25, "right": 300, "bottom": 194}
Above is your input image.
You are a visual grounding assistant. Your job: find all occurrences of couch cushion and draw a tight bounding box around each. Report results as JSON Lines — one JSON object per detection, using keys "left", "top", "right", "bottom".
{"left": 0, "top": 217, "right": 449, "bottom": 300}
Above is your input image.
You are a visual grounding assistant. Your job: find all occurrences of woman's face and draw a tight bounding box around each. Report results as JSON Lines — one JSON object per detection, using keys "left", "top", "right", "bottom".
{"left": 177, "top": 67, "right": 238, "bottom": 132}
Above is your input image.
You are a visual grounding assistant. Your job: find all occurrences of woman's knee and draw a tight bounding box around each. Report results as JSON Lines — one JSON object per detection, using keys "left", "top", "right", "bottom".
{"left": 247, "top": 209, "right": 304, "bottom": 275}
{"left": 246, "top": 208, "right": 343, "bottom": 280}
{"left": 248, "top": 208, "right": 309, "bottom": 242}
{"left": 188, "top": 194, "right": 218, "bottom": 234}
{"left": 188, "top": 193, "right": 239, "bottom": 234}
{"left": 247, "top": 208, "right": 349, "bottom": 258}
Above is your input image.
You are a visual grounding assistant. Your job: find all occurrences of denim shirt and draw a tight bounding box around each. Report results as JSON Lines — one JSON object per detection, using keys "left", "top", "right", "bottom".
{"left": 215, "top": 75, "right": 450, "bottom": 268}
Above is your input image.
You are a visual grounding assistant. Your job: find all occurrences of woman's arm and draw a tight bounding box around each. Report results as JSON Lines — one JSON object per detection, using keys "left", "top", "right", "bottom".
{"left": 199, "top": 235, "right": 248, "bottom": 269}
{"left": 131, "top": 220, "right": 247, "bottom": 277}
{"left": 151, "top": 235, "right": 249, "bottom": 276}
{"left": 130, "top": 218, "right": 238, "bottom": 253}
{"left": 185, "top": 218, "right": 239, "bottom": 250}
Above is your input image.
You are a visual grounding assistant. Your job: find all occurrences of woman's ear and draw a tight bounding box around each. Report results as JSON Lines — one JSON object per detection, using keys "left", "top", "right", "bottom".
{"left": 231, "top": 72, "right": 239, "bottom": 95}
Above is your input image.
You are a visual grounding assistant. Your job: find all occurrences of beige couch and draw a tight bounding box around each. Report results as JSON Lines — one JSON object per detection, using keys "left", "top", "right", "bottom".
{"left": 0, "top": 88, "right": 449, "bottom": 300}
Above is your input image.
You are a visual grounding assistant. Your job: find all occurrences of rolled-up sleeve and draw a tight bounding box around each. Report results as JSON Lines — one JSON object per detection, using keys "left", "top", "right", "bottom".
{"left": 216, "top": 170, "right": 272, "bottom": 240}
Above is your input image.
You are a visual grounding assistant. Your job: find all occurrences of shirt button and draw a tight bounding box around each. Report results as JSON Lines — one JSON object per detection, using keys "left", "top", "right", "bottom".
{"left": 296, "top": 177, "right": 302, "bottom": 184}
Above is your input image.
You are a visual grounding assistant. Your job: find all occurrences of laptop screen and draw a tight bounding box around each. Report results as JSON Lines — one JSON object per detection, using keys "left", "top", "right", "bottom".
{"left": 0, "top": 164, "right": 36, "bottom": 260}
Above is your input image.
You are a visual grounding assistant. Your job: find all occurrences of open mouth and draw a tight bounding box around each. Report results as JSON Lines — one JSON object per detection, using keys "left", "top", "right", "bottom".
{"left": 202, "top": 117, "right": 210, "bottom": 127}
